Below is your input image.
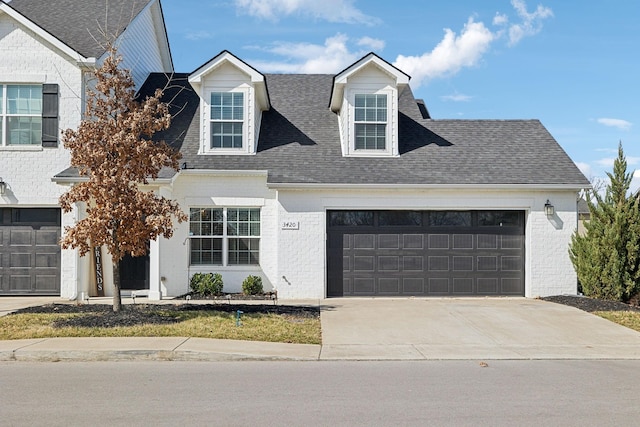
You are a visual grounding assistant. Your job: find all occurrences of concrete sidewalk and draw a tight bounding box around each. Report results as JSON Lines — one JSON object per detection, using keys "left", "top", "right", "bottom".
{"left": 1, "top": 296, "right": 640, "bottom": 362}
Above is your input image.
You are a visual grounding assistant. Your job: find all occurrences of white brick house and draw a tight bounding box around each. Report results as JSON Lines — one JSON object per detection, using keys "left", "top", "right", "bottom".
{"left": 2, "top": 2, "right": 589, "bottom": 300}
{"left": 0, "top": 0, "right": 171, "bottom": 295}
{"left": 56, "top": 51, "right": 589, "bottom": 300}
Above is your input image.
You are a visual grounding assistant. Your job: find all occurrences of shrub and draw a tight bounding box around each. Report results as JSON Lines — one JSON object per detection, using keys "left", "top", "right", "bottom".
{"left": 242, "top": 275, "right": 263, "bottom": 295}
{"left": 190, "top": 273, "right": 224, "bottom": 296}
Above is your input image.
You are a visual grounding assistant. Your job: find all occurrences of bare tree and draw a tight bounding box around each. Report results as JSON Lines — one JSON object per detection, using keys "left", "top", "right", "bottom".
{"left": 60, "top": 46, "right": 186, "bottom": 312}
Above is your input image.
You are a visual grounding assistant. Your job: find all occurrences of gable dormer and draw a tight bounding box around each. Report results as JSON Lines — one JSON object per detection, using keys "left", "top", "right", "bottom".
{"left": 330, "top": 53, "right": 410, "bottom": 157}
{"left": 188, "top": 51, "right": 270, "bottom": 155}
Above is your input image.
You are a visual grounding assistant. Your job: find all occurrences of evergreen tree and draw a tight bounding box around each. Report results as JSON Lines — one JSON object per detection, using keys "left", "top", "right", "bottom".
{"left": 570, "top": 142, "right": 640, "bottom": 302}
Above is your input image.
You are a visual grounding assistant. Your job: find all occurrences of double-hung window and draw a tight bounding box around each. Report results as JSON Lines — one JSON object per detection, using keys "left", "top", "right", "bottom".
{"left": 0, "top": 84, "right": 42, "bottom": 146}
{"left": 210, "top": 92, "right": 244, "bottom": 149}
{"left": 354, "top": 94, "right": 387, "bottom": 150}
{"left": 189, "top": 207, "right": 260, "bottom": 266}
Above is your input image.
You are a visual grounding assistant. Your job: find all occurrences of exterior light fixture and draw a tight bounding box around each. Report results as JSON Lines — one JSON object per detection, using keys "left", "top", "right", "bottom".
{"left": 0, "top": 178, "right": 6, "bottom": 195}
{"left": 544, "top": 200, "right": 554, "bottom": 217}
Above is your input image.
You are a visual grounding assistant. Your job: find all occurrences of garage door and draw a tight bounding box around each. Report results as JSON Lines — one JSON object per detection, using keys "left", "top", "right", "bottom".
{"left": 327, "top": 210, "right": 525, "bottom": 297}
{"left": 0, "top": 208, "right": 61, "bottom": 295}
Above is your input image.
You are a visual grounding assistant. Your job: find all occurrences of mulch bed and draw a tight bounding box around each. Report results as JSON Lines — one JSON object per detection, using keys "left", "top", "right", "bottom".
{"left": 541, "top": 295, "right": 640, "bottom": 313}
{"left": 13, "top": 302, "right": 320, "bottom": 329}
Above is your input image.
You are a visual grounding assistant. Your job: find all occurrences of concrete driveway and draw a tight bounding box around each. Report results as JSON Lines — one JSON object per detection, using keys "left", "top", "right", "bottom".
{"left": 319, "top": 298, "right": 640, "bottom": 360}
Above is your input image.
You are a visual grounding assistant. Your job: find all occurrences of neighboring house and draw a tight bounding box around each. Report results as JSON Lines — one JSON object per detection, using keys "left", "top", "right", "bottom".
{"left": 56, "top": 50, "right": 590, "bottom": 300}
{"left": 0, "top": 0, "right": 172, "bottom": 295}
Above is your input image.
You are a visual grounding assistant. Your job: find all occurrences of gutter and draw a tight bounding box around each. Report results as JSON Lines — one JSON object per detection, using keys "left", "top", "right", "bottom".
{"left": 266, "top": 182, "right": 592, "bottom": 191}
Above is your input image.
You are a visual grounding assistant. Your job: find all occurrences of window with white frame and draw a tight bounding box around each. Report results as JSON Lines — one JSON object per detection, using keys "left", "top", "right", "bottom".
{"left": 210, "top": 92, "right": 244, "bottom": 149}
{"left": 354, "top": 94, "right": 387, "bottom": 150}
{"left": 0, "top": 84, "right": 42, "bottom": 146}
{"left": 189, "top": 207, "right": 260, "bottom": 266}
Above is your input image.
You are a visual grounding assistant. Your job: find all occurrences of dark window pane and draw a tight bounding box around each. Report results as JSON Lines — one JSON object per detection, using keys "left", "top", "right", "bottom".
{"left": 11, "top": 208, "right": 60, "bottom": 225}
{"left": 379, "top": 211, "right": 422, "bottom": 226}
{"left": 329, "top": 211, "right": 374, "bottom": 226}
{"left": 478, "top": 211, "right": 521, "bottom": 227}
{"left": 430, "top": 211, "right": 471, "bottom": 227}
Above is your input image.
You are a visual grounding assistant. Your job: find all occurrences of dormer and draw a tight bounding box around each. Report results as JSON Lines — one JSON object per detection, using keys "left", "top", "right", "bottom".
{"left": 188, "top": 51, "right": 270, "bottom": 155}
{"left": 330, "top": 53, "right": 410, "bottom": 157}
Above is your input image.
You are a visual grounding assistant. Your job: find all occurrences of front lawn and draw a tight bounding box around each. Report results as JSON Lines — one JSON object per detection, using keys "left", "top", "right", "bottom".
{"left": 0, "top": 303, "right": 321, "bottom": 345}
{"left": 593, "top": 311, "right": 640, "bottom": 333}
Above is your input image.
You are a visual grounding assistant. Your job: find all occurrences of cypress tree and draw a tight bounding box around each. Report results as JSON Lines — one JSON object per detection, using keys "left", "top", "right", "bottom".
{"left": 570, "top": 142, "right": 640, "bottom": 302}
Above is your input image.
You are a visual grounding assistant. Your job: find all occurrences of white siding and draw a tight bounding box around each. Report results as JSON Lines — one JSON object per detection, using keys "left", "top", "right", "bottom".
{"left": 113, "top": 1, "right": 171, "bottom": 89}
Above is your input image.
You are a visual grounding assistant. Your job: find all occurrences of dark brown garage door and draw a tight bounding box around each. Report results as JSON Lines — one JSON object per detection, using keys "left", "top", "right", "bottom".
{"left": 0, "top": 208, "right": 61, "bottom": 295}
{"left": 327, "top": 210, "right": 525, "bottom": 297}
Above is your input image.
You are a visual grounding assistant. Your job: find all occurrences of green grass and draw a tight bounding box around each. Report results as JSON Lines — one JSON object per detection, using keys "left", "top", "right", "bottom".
{"left": 0, "top": 310, "right": 321, "bottom": 344}
{"left": 594, "top": 311, "right": 640, "bottom": 333}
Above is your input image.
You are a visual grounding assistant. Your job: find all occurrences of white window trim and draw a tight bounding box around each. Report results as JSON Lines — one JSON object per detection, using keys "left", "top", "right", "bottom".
{"left": 200, "top": 86, "right": 251, "bottom": 155}
{"left": 347, "top": 88, "right": 394, "bottom": 157}
{"left": 188, "top": 206, "right": 261, "bottom": 267}
{"left": 0, "top": 83, "right": 43, "bottom": 148}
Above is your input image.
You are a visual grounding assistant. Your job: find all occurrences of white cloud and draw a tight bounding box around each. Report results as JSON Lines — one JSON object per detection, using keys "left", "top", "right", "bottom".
{"left": 441, "top": 93, "right": 473, "bottom": 102}
{"left": 184, "top": 30, "right": 214, "bottom": 41}
{"left": 233, "top": 0, "right": 379, "bottom": 25}
{"left": 596, "top": 156, "right": 640, "bottom": 167}
{"left": 596, "top": 118, "right": 632, "bottom": 131}
{"left": 251, "top": 34, "right": 363, "bottom": 73}
{"left": 245, "top": 0, "right": 552, "bottom": 85}
{"left": 493, "top": 13, "right": 508, "bottom": 26}
{"left": 575, "top": 162, "right": 592, "bottom": 179}
{"left": 505, "top": 0, "right": 553, "bottom": 46}
{"left": 357, "top": 36, "right": 385, "bottom": 51}
{"left": 393, "top": 18, "right": 494, "bottom": 88}
{"left": 632, "top": 170, "right": 640, "bottom": 193}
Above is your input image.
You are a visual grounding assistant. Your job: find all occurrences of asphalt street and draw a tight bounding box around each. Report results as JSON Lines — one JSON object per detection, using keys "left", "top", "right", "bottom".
{"left": 1, "top": 360, "right": 638, "bottom": 426}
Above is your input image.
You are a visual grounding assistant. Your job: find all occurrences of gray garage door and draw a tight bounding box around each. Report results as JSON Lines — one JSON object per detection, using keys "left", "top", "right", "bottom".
{"left": 327, "top": 210, "right": 525, "bottom": 297}
{"left": 0, "top": 208, "right": 61, "bottom": 295}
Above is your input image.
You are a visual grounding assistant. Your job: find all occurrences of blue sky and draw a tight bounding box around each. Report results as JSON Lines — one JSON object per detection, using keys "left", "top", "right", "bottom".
{"left": 161, "top": 0, "right": 640, "bottom": 191}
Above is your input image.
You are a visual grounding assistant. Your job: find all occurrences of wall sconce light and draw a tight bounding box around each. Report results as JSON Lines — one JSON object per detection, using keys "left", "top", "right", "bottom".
{"left": 0, "top": 178, "right": 6, "bottom": 195}
{"left": 544, "top": 200, "right": 554, "bottom": 217}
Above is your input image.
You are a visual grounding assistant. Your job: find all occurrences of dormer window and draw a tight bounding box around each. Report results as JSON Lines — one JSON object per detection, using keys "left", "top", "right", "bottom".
{"left": 210, "top": 92, "right": 244, "bottom": 149}
{"left": 329, "top": 53, "right": 410, "bottom": 158}
{"left": 188, "top": 51, "right": 270, "bottom": 156}
{"left": 354, "top": 94, "right": 387, "bottom": 150}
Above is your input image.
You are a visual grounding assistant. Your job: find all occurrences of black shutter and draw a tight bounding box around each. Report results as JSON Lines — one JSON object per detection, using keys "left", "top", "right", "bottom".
{"left": 41, "top": 84, "right": 59, "bottom": 147}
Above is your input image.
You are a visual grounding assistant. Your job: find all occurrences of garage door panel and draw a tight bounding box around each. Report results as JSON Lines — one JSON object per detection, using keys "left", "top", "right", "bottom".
{"left": 429, "top": 278, "right": 450, "bottom": 294}
{"left": 378, "top": 278, "right": 400, "bottom": 294}
{"left": 403, "top": 234, "right": 423, "bottom": 249}
{"left": 379, "top": 234, "right": 399, "bottom": 249}
{"left": 403, "top": 278, "right": 424, "bottom": 293}
{"left": 478, "top": 234, "right": 498, "bottom": 249}
{"left": 0, "top": 208, "right": 61, "bottom": 295}
{"left": 502, "top": 256, "right": 522, "bottom": 271}
{"left": 403, "top": 256, "right": 423, "bottom": 271}
{"left": 453, "top": 278, "right": 473, "bottom": 294}
{"left": 453, "top": 234, "right": 473, "bottom": 249}
{"left": 501, "top": 278, "right": 522, "bottom": 294}
{"left": 354, "top": 234, "right": 375, "bottom": 249}
{"left": 453, "top": 256, "right": 473, "bottom": 271}
{"left": 11, "top": 253, "right": 31, "bottom": 268}
{"left": 10, "top": 230, "right": 32, "bottom": 245}
{"left": 428, "top": 234, "right": 449, "bottom": 249}
{"left": 428, "top": 256, "right": 449, "bottom": 271}
{"left": 353, "top": 278, "right": 375, "bottom": 294}
{"left": 36, "top": 275, "right": 59, "bottom": 291}
{"left": 35, "top": 230, "right": 59, "bottom": 245}
{"left": 477, "top": 278, "right": 498, "bottom": 293}
{"left": 328, "top": 210, "right": 524, "bottom": 297}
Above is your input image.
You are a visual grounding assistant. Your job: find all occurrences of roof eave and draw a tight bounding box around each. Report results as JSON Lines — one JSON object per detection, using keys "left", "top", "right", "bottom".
{"left": 267, "top": 183, "right": 591, "bottom": 191}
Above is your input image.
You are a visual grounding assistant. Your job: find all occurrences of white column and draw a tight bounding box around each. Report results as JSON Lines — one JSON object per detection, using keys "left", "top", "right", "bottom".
{"left": 148, "top": 237, "right": 162, "bottom": 300}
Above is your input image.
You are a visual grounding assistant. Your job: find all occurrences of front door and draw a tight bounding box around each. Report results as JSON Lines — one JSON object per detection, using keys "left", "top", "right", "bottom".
{"left": 119, "top": 250, "right": 150, "bottom": 290}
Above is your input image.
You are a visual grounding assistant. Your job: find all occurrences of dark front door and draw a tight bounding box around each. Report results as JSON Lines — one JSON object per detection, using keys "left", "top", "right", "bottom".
{"left": 327, "top": 210, "right": 525, "bottom": 297}
{"left": 119, "top": 250, "right": 150, "bottom": 290}
{"left": 0, "top": 208, "right": 61, "bottom": 295}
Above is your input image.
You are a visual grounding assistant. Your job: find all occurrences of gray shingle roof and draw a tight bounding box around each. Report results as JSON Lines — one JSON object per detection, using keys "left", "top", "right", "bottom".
{"left": 4, "top": 0, "right": 151, "bottom": 58}
{"left": 56, "top": 71, "right": 590, "bottom": 188}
